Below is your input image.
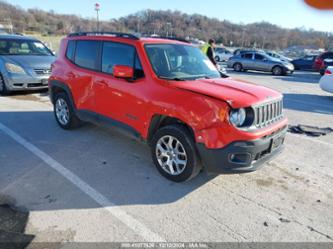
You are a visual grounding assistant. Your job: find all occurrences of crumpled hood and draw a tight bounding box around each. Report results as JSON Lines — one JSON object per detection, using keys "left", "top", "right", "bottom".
{"left": 173, "top": 77, "right": 282, "bottom": 108}
{"left": 3, "top": 55, "right": 55, "bottom": 69}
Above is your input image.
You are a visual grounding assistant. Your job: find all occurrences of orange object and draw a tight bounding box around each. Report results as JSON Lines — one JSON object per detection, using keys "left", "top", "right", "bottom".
{"left": 304, "top": 0, "right": 333, "bottom": 9}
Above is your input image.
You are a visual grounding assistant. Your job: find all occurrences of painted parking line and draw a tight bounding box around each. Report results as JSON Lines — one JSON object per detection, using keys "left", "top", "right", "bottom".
{"left": 0, "top": 122, "right": 165, "bottom": 242}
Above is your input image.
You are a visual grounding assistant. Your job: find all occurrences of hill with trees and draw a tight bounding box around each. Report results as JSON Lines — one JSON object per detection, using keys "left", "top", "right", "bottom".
{"left": 1, "top": 1, "right": 332, "bottom": 50}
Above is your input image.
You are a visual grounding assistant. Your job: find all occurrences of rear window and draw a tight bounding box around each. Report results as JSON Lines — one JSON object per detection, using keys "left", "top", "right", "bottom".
{"left": 74, "top": 40, "right": 99, "bottom": 70}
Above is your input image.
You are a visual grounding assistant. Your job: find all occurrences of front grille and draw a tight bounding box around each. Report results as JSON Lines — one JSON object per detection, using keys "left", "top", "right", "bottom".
{"left": 253, "top": 98, "right": 283, "bottom": 128}
{"left": 34, "top": 68, "right": 51, "bottom": 75}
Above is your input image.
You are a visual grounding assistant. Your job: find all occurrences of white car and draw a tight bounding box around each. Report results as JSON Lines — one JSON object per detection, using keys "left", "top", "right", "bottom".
{"left": 214, "top": 47, "right": 233, "bottom": 62}
{"left": 319, "top": 67, "right": 333, "bottom": 93}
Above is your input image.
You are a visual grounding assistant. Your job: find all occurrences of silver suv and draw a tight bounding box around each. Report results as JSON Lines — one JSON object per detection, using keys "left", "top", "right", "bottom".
{"left": 0, "top": 34, "right": 55, "bottom": 94}
{"left": 227, "top": 51, "right": 294, "bottom": 76}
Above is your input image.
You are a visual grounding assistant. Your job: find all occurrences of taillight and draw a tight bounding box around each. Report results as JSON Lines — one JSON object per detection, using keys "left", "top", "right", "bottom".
{"left": 325, "top": 69, "right": 332, "bottom": 75}
{"left": 315, "top": 57, "right": 323, "bottom": 65}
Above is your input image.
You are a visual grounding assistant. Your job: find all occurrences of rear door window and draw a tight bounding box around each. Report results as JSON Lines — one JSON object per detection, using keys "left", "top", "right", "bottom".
{"left": 254, "top": 54, "right": 265, "bottom": 60}
{"left": 74, "top": 40, "right": 100, "bottom": 70}
{"left": 242, "top": 53, "right": 253, "bottom": 59}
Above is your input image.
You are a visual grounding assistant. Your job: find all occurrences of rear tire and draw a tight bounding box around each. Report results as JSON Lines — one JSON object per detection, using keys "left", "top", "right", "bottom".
{"left": 0, "top": 74, "right": 10, "bottom": 95}
{"left": 233, "top": 63, "right": 243, "bottom": 72}
{"left": 54, "top": 92, "right": 81, "bottom": 130}
{"left": 151, "top": 124, "right": 202, "bottom": 182}
{"left": 272, "top": 66, "right": 283, "bottom": 76}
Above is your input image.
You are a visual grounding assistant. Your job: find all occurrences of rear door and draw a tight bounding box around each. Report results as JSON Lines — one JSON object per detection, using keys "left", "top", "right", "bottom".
{"left": 253, "top": 53, "right": 269, "bottom": 71}
{"left": 241, "top": 53, "right": 254, "bottom": 69}
{"left": 65, "top": 39, "right": 100, "bottom": 111}
{"left": 302, "top": 55, "right": 315, "bottom": 70}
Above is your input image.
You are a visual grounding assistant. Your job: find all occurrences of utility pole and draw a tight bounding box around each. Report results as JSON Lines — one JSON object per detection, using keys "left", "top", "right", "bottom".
{"left": 95, "top": 3, "right": 100, "bottom": 32}
{"left": 241, "top": 28, "right": 246, "bottom": 48}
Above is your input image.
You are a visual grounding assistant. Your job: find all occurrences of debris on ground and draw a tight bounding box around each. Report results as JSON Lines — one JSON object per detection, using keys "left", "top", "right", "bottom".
{"left": 0, "top": 200, "right": 34, "bottom": 249}
{"left": 279, "top": 217, "right": 291, "bottom": 223}
{"left": 288, "top": 125, "right": 333, "bottom": 137}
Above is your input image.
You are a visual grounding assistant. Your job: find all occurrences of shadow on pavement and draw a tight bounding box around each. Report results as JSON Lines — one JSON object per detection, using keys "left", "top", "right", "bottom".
{"left": 0, "top": 111, "right": 216, "bottom": 212}
{"left": 283, "top": 93, "right": 333, "bottom": 115}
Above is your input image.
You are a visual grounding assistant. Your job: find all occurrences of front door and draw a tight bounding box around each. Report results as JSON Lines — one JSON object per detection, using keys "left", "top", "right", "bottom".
{"left": 93, "top": 41, "right": 147, "bottom": 134}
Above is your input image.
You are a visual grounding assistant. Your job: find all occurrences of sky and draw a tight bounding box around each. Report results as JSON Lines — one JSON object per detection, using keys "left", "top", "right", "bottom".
{"left": 11, "top": 0, "right": 333, "bottom": 32}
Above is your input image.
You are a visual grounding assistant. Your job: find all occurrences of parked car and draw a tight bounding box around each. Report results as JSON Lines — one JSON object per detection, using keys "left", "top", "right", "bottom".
{"left": 319, "top": 67, "right": 333, "bottom": 93}
{"left": 227, "top": 51, "right": 294, "bottom": 75}
{"left": 0, "top": 34, "right": 55, "bottom": 94}
{"left": 291, "top": 55, "right": 317, "bottom": 71}
{"left": 233, "top": 49, "right": 262, "bottom": 56}
{"left": 313, "top": 52, "right": 333, "bottom": 75}
{"left": 214, "top": 47, "right": 233, "bottom": 62}
{"left": 50, "top": 32, "right": 287, "bottom": 182}
{"left": 265, "top": 51, "right": 292, "bottom": 62}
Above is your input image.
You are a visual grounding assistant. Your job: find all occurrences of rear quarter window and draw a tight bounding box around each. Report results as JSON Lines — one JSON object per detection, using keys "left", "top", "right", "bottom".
{"left": 66, "top": 40, "right": 75, "bottom": 62}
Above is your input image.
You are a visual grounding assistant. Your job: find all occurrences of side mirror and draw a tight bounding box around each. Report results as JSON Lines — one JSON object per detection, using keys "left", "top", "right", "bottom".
{"left": 113, "top": 65, "right": 134, "bottom": 79}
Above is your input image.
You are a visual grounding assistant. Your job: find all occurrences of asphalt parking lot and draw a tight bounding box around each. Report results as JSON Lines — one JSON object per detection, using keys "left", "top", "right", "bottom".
{"left": 0, "top": 70, "right": 332, "bottom": 243}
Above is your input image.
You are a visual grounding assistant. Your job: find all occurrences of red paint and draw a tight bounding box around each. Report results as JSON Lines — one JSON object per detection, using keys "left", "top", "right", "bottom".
{"left": 50, "top": 35, "right": 287, "bottom": 149}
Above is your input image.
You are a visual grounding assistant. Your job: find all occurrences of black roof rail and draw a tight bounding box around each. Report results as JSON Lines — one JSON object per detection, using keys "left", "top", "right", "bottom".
{"left": 67, "top": 32, "right": 140, "bottom": 40}
{"left": 148, "top": 36, "right": 190, "bottom": 43}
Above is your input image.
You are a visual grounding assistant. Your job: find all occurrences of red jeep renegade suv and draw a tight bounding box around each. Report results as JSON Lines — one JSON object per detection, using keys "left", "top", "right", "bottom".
{"left": 49, "top": 32, "right": 288, "bottom": 182}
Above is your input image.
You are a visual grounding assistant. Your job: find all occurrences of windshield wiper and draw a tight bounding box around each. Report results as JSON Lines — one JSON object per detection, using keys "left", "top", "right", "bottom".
{"left": 159, "top": 76, "right": 186, "bottom": 81}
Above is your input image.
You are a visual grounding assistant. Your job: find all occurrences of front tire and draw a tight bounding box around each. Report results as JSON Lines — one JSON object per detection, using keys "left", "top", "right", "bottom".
{"left": 54, "top": 92, "right": 81, "bottom": 130}
{"left": 151, "top": 125, "right": 202, "bottom": 182}
{"left": 272, "top": 66, "right": 283, "bottom": 76}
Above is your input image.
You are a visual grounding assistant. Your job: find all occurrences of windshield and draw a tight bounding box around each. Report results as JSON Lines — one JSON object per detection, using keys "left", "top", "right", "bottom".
{"left": 145, "top": 44, "right": 221, "bottom": 80}
{"left": 0, "top": 39, "right": 53, "bottom": 56}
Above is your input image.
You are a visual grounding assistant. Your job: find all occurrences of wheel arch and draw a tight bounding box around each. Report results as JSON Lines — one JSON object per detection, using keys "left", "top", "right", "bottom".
{"left": 49, "top": 80, "right": 76, "bottom": 109}
{"left": 147, "top": 115, "right": 196, "bottom": 145}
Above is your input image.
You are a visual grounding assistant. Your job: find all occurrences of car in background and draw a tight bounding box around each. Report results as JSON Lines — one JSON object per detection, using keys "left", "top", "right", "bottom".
{"left": 214, "top": 47, "right": 233, "bottom": 62}
{"left": 265, "top": 51, "right": 292, "bottom": 62}
{"left": 0, "top": 34, "right": 55, "bottom": 95}
{"left": 227, "top": 51, "right": 294, "bottom": 75}
{"left": 291, "top": 55, "right": 317, "bottom": 71}
{"left": 319, "top": 67, "right": 333, "bottom": 93}
{"left": 313, "top": 52, "right": 333, "bottom": 75}
{"left": 233, "top": 49, "right": 263, "bottom": 56}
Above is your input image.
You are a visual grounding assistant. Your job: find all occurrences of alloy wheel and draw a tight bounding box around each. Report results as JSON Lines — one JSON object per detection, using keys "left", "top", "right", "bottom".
{"left": 155, "top": 135, "right": 188, "bottom": 176}
{"left": 55, "top": 98, "right": 70, "bottom": 125}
